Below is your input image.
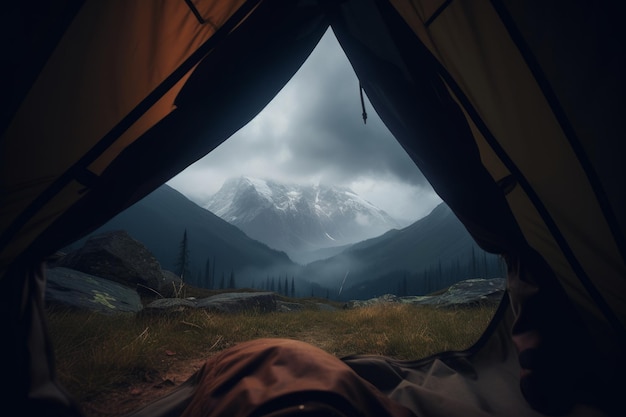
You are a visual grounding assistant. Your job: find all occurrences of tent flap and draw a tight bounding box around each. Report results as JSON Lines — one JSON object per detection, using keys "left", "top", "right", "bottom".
{"left": 1, "top": 0, "right": 624, "bottom": 416}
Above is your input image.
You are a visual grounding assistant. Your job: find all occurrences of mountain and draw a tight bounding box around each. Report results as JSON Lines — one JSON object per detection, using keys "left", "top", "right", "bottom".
{"left": 204, "top": 176, "right": 400, "bottom": 263}
{"left": 64, "top": 183, "right": 502, "bottom": 300}
{"left": 65, "top": 184, "right": 299, "bottom": 287}
{"left": 299, "top": 203, "right": 504, "bottom": 299}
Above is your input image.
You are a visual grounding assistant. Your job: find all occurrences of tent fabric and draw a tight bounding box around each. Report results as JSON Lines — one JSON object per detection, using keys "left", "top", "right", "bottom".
{"left": 1, "top": 0, "right": 248, "bottom": 271}
{"left": 343, "top": 298, "right": 599, "bottom": 417}
{"left": 330, "top": 2, "right": 620, "bottom": 412}
{"left": 404, "top": 0, "right": 626, "bottom": 351}
{"left": 129, "top": 338, "right": 417, "bottom": 417}
{"left": 1, "top": 0, "right": 624, "bottom": 416}
{"left": 123, "top": 301, "right": 601, "bottom": 417}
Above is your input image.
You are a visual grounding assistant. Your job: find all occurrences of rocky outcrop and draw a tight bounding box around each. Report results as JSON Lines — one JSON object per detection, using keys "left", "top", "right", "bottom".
{"left": 56, "top": 230, "right": 166, "bottom": 294}
{"left": 46, "top": 231, "right": 282, "bottom": 316}
{"left": 344, "top": 294, "right": 400, "bottom": 309}
{"left": 344, "top": 278, "right": 506, "bottom": 309}
{"left": 46, "top": 267, "right": 143, "bottom": 314}
{"left": 142, "top": 292, "right": 277, "bottom": 314}
{"left": 141, "top": 297, "right": 196, "bottom": 313}
{"left": 46, "top": 230, "right": 505, "bottom": 315}
{"left": 413, "top": 278, "right": 505, "bottom": 307}
{"left": 277, "top": 300, "right": 306, "bottom": 312}
{"left": 196, "top": 292, "right": 276, "bottom": 313}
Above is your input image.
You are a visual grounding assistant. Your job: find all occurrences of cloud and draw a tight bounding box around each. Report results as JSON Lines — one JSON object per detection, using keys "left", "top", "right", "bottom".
{"left": 167, "top": 29, "right": 441, "bottom": 224}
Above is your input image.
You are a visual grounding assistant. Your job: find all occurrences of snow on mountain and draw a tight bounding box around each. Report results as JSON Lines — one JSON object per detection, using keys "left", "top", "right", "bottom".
{"left": 204, "top": 176, "right": 401, "bottom": 263}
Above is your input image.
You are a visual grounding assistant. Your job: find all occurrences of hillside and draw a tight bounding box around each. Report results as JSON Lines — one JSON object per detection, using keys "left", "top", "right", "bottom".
{"left": 300, "top": 203, "right": 504, "bottom": 299}
{"left": 66, "top": 185, "right": 298, "bottom": 287}
{"left": 65, "top": 186, "right": 501, "bottom": 300}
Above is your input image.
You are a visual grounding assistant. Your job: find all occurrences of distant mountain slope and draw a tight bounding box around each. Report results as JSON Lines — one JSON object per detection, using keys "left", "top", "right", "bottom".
{"left": 66, "top": 185, "right": 298, "bottom": 286}
{"left": 204, "top": 177, "right": 400, "bottom": 263}
{"left": 300, "top": 203, "right": 503, "bottom": 296}
{"left": 66, "top": 185, "right": 501, "bottom": 300}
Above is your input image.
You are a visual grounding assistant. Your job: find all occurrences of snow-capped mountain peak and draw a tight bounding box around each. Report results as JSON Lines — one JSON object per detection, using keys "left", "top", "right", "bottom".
{"left": 204, "top": 177, "right": 400, "bottom": 262}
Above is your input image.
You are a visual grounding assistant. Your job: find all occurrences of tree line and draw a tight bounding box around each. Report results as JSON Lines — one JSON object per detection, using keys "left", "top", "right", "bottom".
{"left": 174, "top": 229, "right": 505, "bottom": 301}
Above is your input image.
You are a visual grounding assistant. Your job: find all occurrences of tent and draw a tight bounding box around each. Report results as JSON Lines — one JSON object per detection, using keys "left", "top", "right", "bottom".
{"left": 1, "top": 0, "right": 624, "bottom": 415}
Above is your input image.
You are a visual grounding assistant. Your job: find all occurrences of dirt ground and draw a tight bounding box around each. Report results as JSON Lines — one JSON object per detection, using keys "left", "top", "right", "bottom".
{"left": 78, "top": 357, "right": 207, "bottom": 417}
{"left": 77, "top": 334, "right": 335, "bottom": 416}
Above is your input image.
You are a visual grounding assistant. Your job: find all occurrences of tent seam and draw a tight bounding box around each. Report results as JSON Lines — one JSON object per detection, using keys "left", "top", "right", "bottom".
{"left": 424, "top": 0, "right": 454, "bottom": 27}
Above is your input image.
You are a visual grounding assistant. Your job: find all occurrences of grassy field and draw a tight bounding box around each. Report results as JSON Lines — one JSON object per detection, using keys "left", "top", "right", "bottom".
{"left": 47, "top": 299, "right": 497, "bottom": 416}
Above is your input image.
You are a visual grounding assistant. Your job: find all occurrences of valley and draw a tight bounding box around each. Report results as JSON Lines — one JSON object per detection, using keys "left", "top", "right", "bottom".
{"left": 68, "top": 178, "right": 504, "bottom": 301}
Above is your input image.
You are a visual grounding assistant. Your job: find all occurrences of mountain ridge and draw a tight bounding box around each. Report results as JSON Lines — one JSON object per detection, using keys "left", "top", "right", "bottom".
{"left": 204, "top": 176, "right": 401, "bottom": 263}
{"left": 299, "top": 202, "right": 504, "bottom": 299}
{"left": 66, "top": 185, "right": 299, "bottom": 286}
{"left": 66, "top": 183, "right": 503, "bottom": 300}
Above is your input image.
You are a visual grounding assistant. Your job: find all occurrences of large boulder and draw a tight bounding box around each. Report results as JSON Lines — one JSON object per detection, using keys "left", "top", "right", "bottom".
{"left": 56, "top": 230, "right": 166, "bottom": 294}
{"left": 46, "top": 267, "right": 143, "bottom": 314}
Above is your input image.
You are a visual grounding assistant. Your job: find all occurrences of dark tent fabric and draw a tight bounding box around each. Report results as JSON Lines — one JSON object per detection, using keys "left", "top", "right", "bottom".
{"left": 1, "top": 0, "right": 624, "bottom": 416}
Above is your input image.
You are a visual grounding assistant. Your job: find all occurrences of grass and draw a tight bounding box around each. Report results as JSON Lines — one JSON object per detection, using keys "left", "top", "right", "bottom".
{"left": 47, "top": 300, "right": 497, "bottom": 409}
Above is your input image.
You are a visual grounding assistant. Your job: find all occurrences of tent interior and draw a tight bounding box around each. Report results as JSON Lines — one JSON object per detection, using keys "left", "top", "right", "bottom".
{"left": 1, "top": 0, "right": 624, "bottom": 416}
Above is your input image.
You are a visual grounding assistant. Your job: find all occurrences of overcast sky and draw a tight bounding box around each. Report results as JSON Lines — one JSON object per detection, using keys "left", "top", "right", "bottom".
{"left": 167, "top": 29, "right": 441, "bottom": 226}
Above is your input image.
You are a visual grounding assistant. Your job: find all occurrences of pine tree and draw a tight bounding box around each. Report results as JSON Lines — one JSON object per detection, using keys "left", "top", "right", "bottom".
{"left": 481, "top": 251, "right": 488, "bottom": 277}
{"left": 284, "top": 277, "right": 288, "bottom": 296}
{"left": 212, "top": 256, "right": 216, "bottom": 285}
{"left": 228, "top": 269, "right": 236, "bottom": 289}
{"left": 471, "top": 246, "right": 477, "bottom": 277}
{"left": 175, "top": 229, "right": 191, "bottom": 283}
{"left": 204, "top": 257, "right": 212, "bottom": 289}
{"left": 398, "top": 274, "right": 408, "bottom": 296}
{"left": 291, "top": 277, "right": 295, "bottom": 297}
{"left": 438, "top": 260, "right": 442, "bottom": 285}
{"left": 278, "top": 278, "right": 282, "bottom": 294}
{"left": 219, "top": 272, "right": 225, "bottom": 289}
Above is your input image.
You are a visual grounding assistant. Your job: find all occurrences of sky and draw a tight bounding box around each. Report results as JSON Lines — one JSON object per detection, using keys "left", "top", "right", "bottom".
{"left": 167, "top": 29, "right": 442, "bottom": 226}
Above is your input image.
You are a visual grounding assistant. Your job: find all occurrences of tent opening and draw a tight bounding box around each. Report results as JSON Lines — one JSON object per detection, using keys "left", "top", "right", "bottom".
{"left": 44, "top": 29, "right": 506, "bottom": 415}
{"left": 6, "top": 1, "right": 623, "bottom": 416}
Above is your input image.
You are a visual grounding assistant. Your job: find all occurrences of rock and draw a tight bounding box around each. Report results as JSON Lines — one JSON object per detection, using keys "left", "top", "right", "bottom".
{"left": 277, "top": 301, "right": 305, "bottom": 312}
{"left": 344, "top": 278, "right": 505, "bottom": 309}
{"left": 142, "top": 292, "right": 278, "bottom": 315}
{"left": 160, "top": 270, "right": 184, "bottom": 298}
{"left": 196, "top": 292, "right": 276, "bottom": 314}
{"left": 421, "top": 278, "right": 505, "bottom": 308}
{"left": 343, "top": 293, "right": 400, "bottom": 309}
{"left": 142, "top": 298, "right": 197, "bottom": 315}
{"left": 45, "top": 267, "right": 143, "bottom": 314}
{"left": 398, "top": 295, "right": 436, "bottom": 304}
{"left": 56, "top": 230, "right": 165, "bottom": 294}
{"left": 315, "top": 303, "right": 338, "bottom": 312}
